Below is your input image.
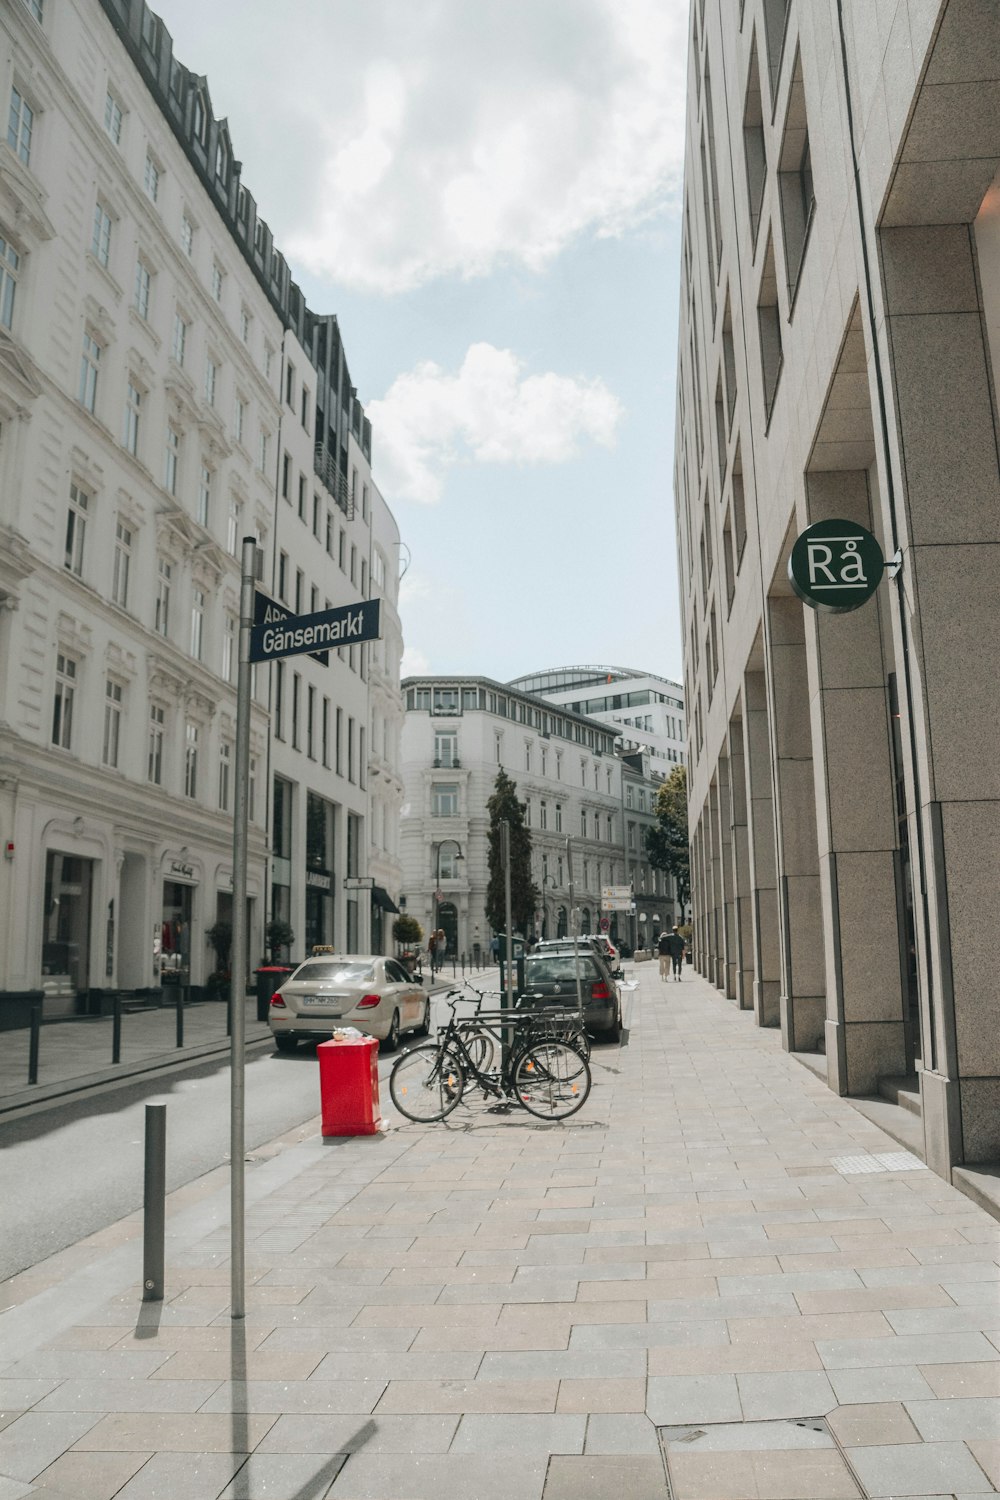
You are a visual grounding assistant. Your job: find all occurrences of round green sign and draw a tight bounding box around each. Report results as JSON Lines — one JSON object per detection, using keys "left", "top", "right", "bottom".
{"left": 788, "top": 519, "right": 885, "bottom": 613}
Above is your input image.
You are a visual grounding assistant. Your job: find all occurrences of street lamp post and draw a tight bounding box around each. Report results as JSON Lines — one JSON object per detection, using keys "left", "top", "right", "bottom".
{"left": 431, "top": 838, "right": 464, "bottom": 967}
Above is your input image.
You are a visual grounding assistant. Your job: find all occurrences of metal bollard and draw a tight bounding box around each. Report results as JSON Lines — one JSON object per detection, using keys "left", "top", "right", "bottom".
{"left": 175, "top": 986, "right": 184, "bottom": 1048}
{"left": 461, "top": 952, "right": 466, "bottom": 976}
{"left": 451, "top": 953, "right": 456, "bottom": 977}
{"left": 112, "top": 991, "right": 122, "bottom": 1065}
{"left": 142, "top": 1102, "right": 166, "bottom": 1301}
{"left": 28, "top": 994, "right": 42, "bottom": 1085}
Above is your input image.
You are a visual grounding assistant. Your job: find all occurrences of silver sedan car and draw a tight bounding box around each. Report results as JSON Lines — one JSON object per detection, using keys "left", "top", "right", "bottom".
{"left": 268, "top": 955, "right": 430, "bottom": 1053}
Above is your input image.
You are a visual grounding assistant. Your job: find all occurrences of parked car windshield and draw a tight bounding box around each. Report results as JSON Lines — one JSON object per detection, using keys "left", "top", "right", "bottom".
{"left": 524, "top": 956, "right": 595, "bottom": 983}
{"left": 291, "top": 962, "right": 375, "bottom": 985}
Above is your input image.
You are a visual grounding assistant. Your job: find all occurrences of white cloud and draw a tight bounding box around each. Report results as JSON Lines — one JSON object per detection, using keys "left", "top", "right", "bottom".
{"left": 154, "top": 0, "right": 688, "bottom": 294}
{"left": 368, "top": 342, "right": 622, "bottom": 503}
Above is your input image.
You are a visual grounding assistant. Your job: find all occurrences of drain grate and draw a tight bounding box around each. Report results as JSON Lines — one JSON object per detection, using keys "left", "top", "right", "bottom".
{"left": 658, "top": 1417, "right": 868, "bottom": 1499}
{"left": 830, "top": 1150, "right": 925, "bottom": 1175}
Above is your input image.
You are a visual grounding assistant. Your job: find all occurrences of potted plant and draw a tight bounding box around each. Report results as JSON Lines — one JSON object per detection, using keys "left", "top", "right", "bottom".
{"left": 205, "top": 920, "right": 233, "bottom": 1002}
{"left": 265, "top": 918, "right": 295, "bottom": 964}
{"left": 392, "top": 914, "right": 424, "bottom": 975}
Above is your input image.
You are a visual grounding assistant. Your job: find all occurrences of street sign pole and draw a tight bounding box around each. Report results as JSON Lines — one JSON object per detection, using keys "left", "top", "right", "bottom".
{"left": 501, "top": 820, "right": 513, "bottom": 1068}
{"left": 567, "top": 837, "right": 584, "bottom": 1028}
{"left": 229, "top": 535, "right": 256, "bottom": 1320}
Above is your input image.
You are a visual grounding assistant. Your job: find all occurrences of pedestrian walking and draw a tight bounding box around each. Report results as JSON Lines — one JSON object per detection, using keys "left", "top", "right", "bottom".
{"left": 657, "top": 928, "right": 672, "bottom": 981}
{"left": 435, "top": 929, "right": 446, "bottom": 972}
{"left": 665, "top": 925, "right": 686, "bottom": 980}
{"left": 490, "top": 934, "right": 500, "bottom": 965}
{"left": 427, "top": 930, "right": 438, "bottom": 974}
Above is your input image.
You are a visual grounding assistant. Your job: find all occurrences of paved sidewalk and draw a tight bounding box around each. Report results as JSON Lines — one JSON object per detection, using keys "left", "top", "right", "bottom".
{"left": 1, "top": 966, "right": 998, "bottom": 1499}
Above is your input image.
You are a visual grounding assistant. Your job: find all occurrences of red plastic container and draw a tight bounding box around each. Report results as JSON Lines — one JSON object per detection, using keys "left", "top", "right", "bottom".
{"left": 317, "top": 1035, "right": 382, "bottom": 1137}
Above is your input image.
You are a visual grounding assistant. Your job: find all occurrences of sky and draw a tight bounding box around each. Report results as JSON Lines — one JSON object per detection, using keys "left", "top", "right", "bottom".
{"left": 151, "top": 0, "right": 690, "bottom": 685}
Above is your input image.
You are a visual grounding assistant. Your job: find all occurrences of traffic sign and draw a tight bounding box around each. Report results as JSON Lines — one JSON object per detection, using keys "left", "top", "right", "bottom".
{"left": 788, "top": 519, "right": 884, "bottom": 613}
{"left": 254, "top": 590, "right": 328, "bottom": 665}
{"left": 343, "top": 876, "right": 375, "bottom": 890}
{"left": 250, "top": 598, "right": 381, "bottom": 663}
{"left": 599, "top": 915, "right": 610, "bottom": 933}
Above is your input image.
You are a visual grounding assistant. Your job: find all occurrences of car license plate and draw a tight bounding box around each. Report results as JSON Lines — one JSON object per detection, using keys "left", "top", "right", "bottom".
{"left": 301, "top": 994, "right": 344, "bottom": 1009}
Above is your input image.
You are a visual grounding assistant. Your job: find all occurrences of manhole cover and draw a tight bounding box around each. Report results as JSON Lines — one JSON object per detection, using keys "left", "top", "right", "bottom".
{"left": 830, "top": 1151, "right": 924, "bottom": 1175}
{"left": 658, "top": 1417, "right": 867, "bottom": 1499}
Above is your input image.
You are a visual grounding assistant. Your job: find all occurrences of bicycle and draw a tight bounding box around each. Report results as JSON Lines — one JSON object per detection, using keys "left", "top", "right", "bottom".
{"left": 389, "top": 989, "right": 592, "bottom": 1123}
{"left": 449, "top": 981, "right": 591, "bottom": 1068}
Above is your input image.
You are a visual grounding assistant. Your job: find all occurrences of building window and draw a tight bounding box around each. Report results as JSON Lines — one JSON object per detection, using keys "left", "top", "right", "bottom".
{"left": 64, "top": 483, "right": 88, "bottom": 576}
{"left": 240, "top": 306, "right": 250, "bottom": 343}
{"left": 21, "top": 0, "right": 44, "bottom": 23}
{"left": 434, "top": 731, "right": 457, "bottom": 768}
{"left": 258, "top": 429, "right": 270, "bottom": 474}
{"left": 335, "top": 705, "right": 343, "bottom": 773}
{"left": 197, "top": 464, "right": 212, "bottom": 527}
{"left": 248, "top": 755, "right": 257, "bottom": 821}
{"left": 52, "top": 652, "right": 76, "bottom": 749}
{"left": 204, "top": 357, "right": 217, "bottom": 407}
{"left": 148, "top": 703, "right": 164, "bottom": 784}
{"left": 123, "top": 379, "right": 141, "bottom": 456}
{"left": 322, "top": 698, "right": 330, "bottom": 767}
{"left": 431, "top": 782, "right": 459, "bottom": 817}
{"left": 338, "top": 529, "right": 346, "bottom": 571}
{"left": 350, "top": 544, "right": 357, "bottom": 584}
{"left": 184, "top": 722, "right": 198, "bottom": 798}
{"left": 222, "top": 612, "right": 235, "bottom": 683}
{"left": 133, "top": 257, "right": 151, "bottom": 318}
{"left": 143, "top": 154, "right": 159, "bottom": 203}
{"left": 155, "top": 557, "right": 170, "bottom": 635}
{"left": 112, "top": 519, "right": 132, "bottom": 608}
{"left": 171, "top": 311, "right": 187, "bottom": 366}
{"left": 91, "top": 202, "right": 111, "bottom": 269}
{"left": 218, "top": 742, "right": 231, "bottom": 811}
{"left": 307, "top": 684, "right": 316, "bottom": 759}
{"left": 278, "top": 549, "right": 288, "bottom": 603}
{"left": 274, "top": 660, "right": 285, "bottom": 740}
{"left": 102, "top": 679, "right": 122, "bottom": 767}
{"left": 211, "top": 262, "right": 224, "bottom": 301}
{"left": 164, "top": 427, "right": 180, "bottom": 495}
{"left": 555, "top": 803, "right": 563, "bottom": 833}
{"left": 78, "top": 331, "right": 100, "bottom": 413}
{"left": 233, "top": 396, "right": 246, "bottom": 446}
{"left": 285, "top": 360, "right": 295, "bottom": 408}
{"left": 301, "top": 385, "right": 310, "bottom": 430}
{"left": 757, "top": 233, "right": 784, "bottom": 423}
{"left": 0, "top": 234, "right": 16, "bottom": 334}
{"left": 180, "top": 213, "right": 194, "bottom": 256}
{"left": 190, "top": 587, "right": 205, "bottom": 660}
{"left": 215, "top": 137, "right": 229, "bottom": 181}
{"left": 581, "top": 809, "right": 587, "bottom": 837}
{"left": 540, "top": 800, "right": 548, "bottom": 830}
{"left": 778, "top": 75, "right": 814, "bottom": 302}
{"left": 291, "top": 672, "right": 300, "bottom": 750}
{"left": 298, "top": 472, "right": 307, "bottom": 521}
{"left": 8, "top": 88, "right": 33, "bottom": 167}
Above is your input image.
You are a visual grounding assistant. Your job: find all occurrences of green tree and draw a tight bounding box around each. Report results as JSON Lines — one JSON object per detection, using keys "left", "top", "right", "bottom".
{"left": 485, "top": 768, "right": 538, "bottom": 934}
{"left": 645, "top": 765, "right": 690, "bottom": 910}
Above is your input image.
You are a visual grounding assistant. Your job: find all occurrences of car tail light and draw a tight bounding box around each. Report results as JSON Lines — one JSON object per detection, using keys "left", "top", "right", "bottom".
{"left": 591, "top": 981, "right": 611, "bottom": 1000}
{"left": 356, "top": 993, "right": 381, "bottom": 1008}
{"left": 270, "top": 993, "right": 286, "bottom": 1008}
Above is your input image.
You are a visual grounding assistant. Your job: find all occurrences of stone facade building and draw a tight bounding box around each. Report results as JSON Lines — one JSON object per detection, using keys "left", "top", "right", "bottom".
{"left": 0, "top": 0, "right": 402, "bottom": 1016}
{"left": 677, "top": 0, "right": 1000, "bottom": 1183}
{"left": 399, "top": 677, "right": 644, "bottom": 959}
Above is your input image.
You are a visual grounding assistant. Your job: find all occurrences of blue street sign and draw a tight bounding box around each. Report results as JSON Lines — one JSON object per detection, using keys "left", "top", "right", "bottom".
{"left": 254, "top": 590, "right": 328, "bottom": 665}
{"left": 249, "top": 597, "right": 381, "bottom": 664}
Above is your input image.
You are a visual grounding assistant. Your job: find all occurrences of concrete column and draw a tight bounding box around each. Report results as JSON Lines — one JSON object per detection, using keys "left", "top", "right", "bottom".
{"left": 879, "top": 221, "right": 1000, "bottom": 1167}
{"left": 707, "top": 779, "right": 723, "bottom": 988}
{"left": 768, "top": 597, "right": 825, "bottom": 1052}
{"left": 743, "top": 670, "right": 781, "bottom": 1026}
{"left": 728, "top": 707, "right": 754, "bottom": 1009}
{"left": 716, "top": 756, "right": 737, "bottom": 998}
{"left": 804, "top": 470, "right": 909, "bottom": 1096}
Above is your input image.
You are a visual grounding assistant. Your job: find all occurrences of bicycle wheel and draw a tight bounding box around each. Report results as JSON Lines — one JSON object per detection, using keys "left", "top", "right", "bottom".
{"left": 462, "top": 1027, "right": 499, "bottom": 1073}
{"left": 389, "top": 1044, "right": 466, "bottom": 1123}
{"left": 513, "top": 1040, "right": 591, "bottom": 1120}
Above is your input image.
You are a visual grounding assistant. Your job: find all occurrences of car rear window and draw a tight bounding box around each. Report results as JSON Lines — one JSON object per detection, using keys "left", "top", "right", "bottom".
{"left": 290, "top": 962, "right": 374, "bottom": 985}
{"left": 524, "top": 956, "right": 595, "bottom": 984}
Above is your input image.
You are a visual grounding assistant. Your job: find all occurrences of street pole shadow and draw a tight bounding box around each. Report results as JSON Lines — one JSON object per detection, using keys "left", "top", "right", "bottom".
{"left": 225, "top": 1320, "right": 376, "bottom": 1497}
{"left": 132, "top": 1300, "right": 162, "bottom": 1339}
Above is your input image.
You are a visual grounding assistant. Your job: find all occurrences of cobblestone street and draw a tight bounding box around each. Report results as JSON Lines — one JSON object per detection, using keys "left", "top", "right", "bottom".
{"left": 1, "top": 963, "right": 998, "bottom": 1498}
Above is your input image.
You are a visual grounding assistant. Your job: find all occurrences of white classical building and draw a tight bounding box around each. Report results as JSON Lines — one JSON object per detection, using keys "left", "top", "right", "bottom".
{"left": 399, "top": 676, "right": 678, "bottom": 958}
{"left": 0, "top": 0, "right": 403, "bottom": 1017}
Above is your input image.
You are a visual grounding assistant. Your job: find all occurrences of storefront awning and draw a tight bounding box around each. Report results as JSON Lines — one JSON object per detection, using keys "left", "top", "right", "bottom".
{"left": 371, "top": 885, "right": 399, "bottom": 913}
